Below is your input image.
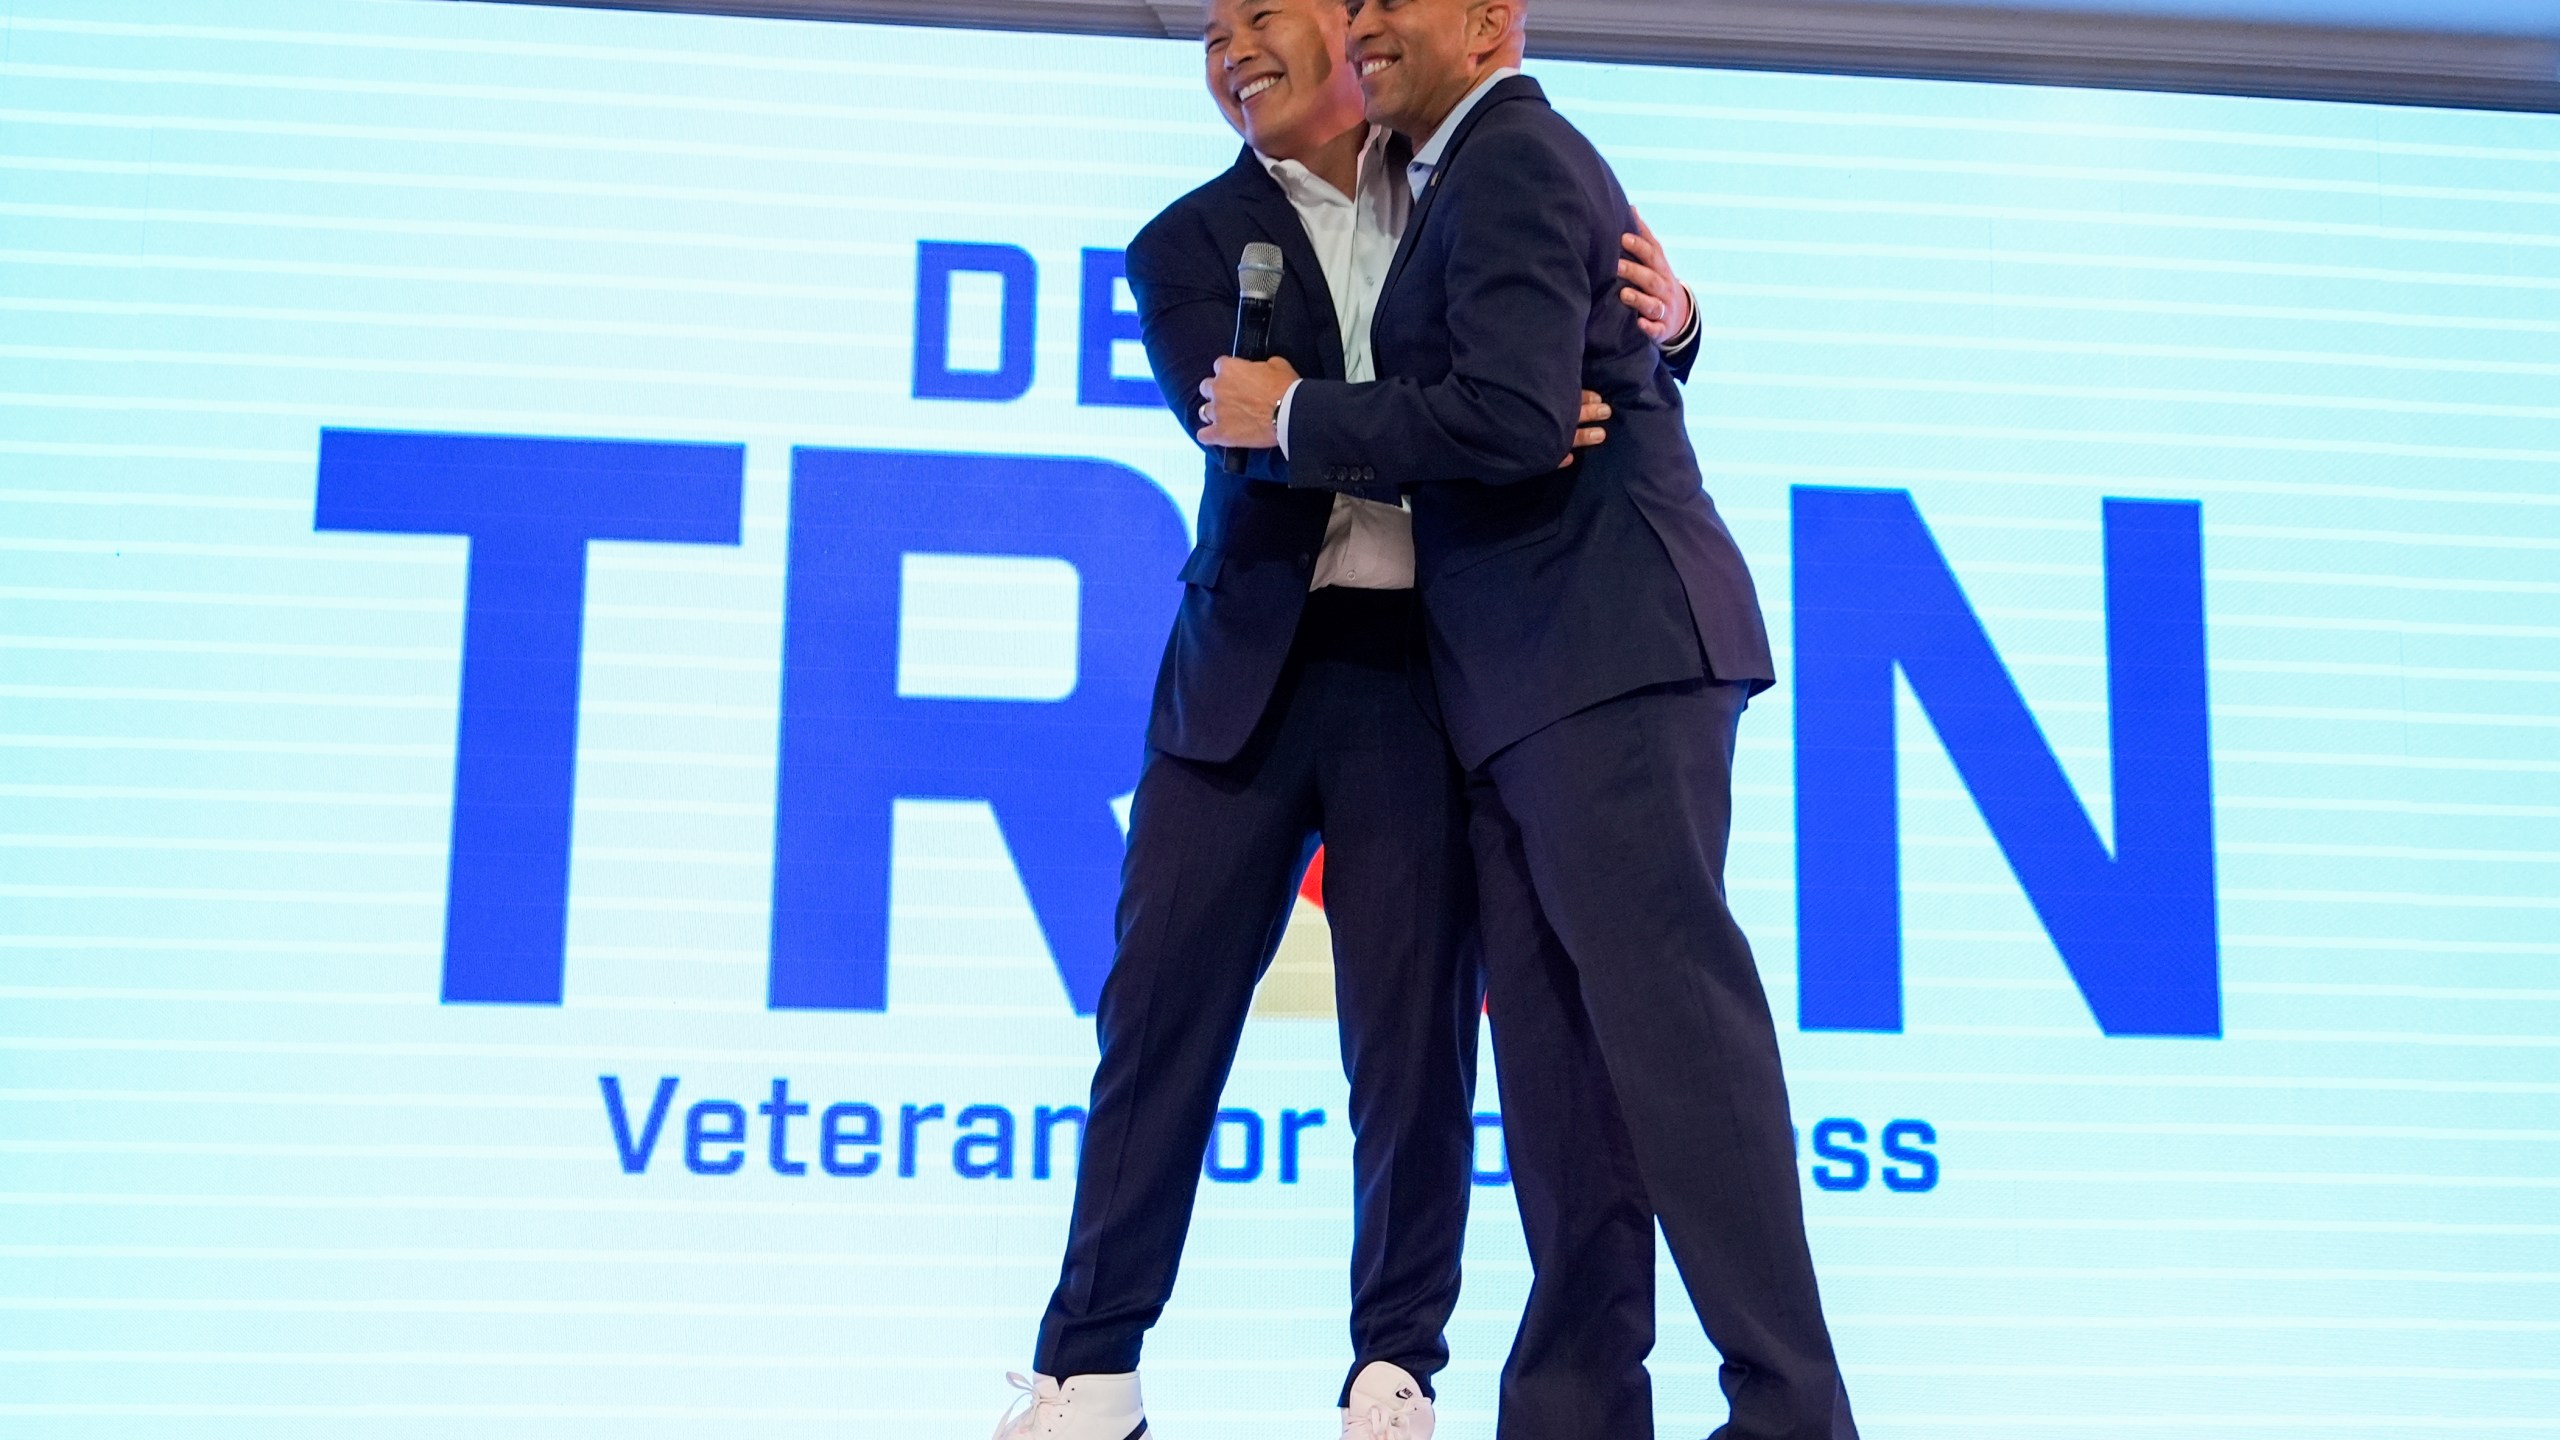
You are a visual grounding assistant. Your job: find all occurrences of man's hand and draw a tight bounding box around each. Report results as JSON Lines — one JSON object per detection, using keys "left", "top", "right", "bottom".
{"left": 1617, "top": 207, "right": 1694, "bottom": 345}
{"left": 1561, "top": 390, "right": 1610, "bottom": 469}
{"left": 1196, "top": 355, "right": 1301, "bottom": 451}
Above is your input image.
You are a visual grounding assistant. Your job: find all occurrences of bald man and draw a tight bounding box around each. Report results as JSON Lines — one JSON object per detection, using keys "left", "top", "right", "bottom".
{"left": 1199, "top": 2, "right": 1860, "bottom": 1437}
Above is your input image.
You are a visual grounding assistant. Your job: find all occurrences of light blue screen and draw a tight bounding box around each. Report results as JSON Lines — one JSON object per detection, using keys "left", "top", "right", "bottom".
{"left": 1877, "top": 0, "right": 2558, "bottom": 35}
{"left": 2, "top": 1, "right": 2556, "bottom": 1435}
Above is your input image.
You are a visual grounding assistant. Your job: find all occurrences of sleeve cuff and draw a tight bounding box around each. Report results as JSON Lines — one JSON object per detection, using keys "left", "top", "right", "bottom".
{"left": 1662, "top": 283, "right": 1702, "bottom": 354}
{"left": 1276, "top": 378, "right": 1302, "bottom": 461}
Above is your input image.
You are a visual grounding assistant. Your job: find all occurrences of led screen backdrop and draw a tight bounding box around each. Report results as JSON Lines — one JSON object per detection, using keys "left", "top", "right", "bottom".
{"left": 2, "top": 1, "right": 2556, "bottom": 1434}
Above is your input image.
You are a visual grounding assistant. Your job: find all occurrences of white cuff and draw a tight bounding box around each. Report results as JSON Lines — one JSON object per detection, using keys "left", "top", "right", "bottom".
{"left": 1661, "top": 283, "right": 1702, "bottom": 354}
{"left": 1276, "top": 379, "right": 1302, "bottom": 460}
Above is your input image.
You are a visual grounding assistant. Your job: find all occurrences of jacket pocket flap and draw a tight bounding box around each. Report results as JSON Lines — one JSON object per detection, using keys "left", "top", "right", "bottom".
{"left": 1177, "top": 547, "right": 1224, "bottom": 588}
{"left": 1439, "top": 515, "right": 1563, "bottom": 576}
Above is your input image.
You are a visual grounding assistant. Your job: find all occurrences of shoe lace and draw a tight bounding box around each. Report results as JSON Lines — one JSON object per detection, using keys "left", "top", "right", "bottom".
{"left": 992, "top": 1372, "right": 1058, "bottom": 1439}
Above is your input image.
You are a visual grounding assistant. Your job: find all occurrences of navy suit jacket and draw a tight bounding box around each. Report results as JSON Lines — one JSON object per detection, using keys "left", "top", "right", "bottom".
{"left": 1123, "top": 149, "right": 1346, "bottom": 765}
{"left": 1285, "top": 77, "right": 1774, "bottom": 770}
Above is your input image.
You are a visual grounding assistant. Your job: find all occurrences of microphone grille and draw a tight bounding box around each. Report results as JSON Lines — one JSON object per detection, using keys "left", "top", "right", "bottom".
{"left": 1237, "top": 242, "right": 1284, "bottom": 302}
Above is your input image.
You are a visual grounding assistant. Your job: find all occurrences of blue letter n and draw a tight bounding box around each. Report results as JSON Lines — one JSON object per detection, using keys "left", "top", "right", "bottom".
{"left": 1792, "top": 486, "right": 2219, "bottom": 1038}
{"left": 316, "top": 430, "right": 745, "bottom": 1006}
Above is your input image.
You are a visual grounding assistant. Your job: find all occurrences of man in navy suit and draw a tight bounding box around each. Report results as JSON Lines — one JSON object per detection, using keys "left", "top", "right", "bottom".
{"left": 1199, "top": 2, "right": 1860, "bottom": 1437}
{"left": 995, "top": 3, "right": 1703, "bottom": 1437}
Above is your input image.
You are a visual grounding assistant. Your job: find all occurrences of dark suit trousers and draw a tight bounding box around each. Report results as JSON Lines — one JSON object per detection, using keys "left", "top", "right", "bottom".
{"left": 1471, "top": 678, "right": 1857, "bottom": 1440}
{"left": 1037, "top": 587, "right": 1483, "bottom": 1405}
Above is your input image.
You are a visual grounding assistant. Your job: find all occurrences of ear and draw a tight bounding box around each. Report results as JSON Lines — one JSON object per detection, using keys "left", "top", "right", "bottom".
{"left": 1468, "top": 0, "right": 1524, "bottom": 64}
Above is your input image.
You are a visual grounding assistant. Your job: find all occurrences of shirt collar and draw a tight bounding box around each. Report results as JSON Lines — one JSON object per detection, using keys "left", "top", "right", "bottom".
{"left": 1255, "top": 124, "right": 1393, "bottom": 207}
{"left": 1406, "top": 65, "right": 1521, "bottom": 199}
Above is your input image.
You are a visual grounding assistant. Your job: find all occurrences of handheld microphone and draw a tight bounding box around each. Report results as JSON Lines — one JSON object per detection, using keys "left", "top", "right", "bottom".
{"left": 1223, "top": 242, "right": 1284, "bottom": 475}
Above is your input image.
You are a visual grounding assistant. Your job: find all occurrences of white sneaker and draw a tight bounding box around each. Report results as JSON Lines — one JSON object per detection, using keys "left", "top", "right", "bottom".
{"left": 992, "top": 1371, "right": 1149, "bottom": 1440}
{"left": 1339, "top": 1361, "right": 1433, "bottom": 1440}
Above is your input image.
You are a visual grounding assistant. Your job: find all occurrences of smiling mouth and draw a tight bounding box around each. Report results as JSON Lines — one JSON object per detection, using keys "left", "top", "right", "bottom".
{"left": 1358, "top": 55, "right": 1395, "bottom": 80}
{"left": 1236, "top": 74, "right": 1280, "bottom": 103}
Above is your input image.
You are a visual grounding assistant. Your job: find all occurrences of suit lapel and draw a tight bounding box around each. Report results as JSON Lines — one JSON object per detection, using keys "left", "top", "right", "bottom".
{"left": 1224, "top": 148, "right": 1346, "bottom": 381}
{"left": 1381, "top": 74, "right": 1545, "bottom": 304}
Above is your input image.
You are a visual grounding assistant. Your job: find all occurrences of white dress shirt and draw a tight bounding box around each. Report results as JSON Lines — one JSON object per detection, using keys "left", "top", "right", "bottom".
{"left": 1259, "top": 125, "right": 1415, "bottom": 591}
